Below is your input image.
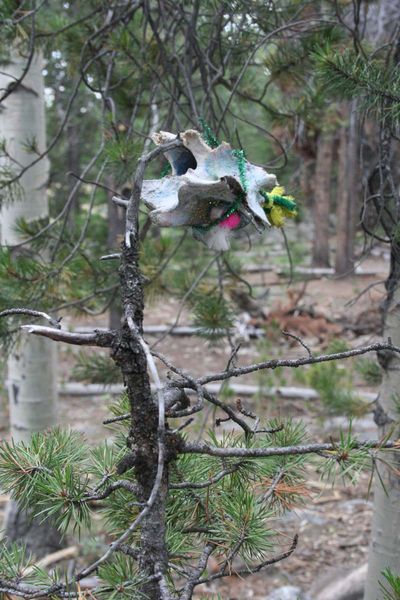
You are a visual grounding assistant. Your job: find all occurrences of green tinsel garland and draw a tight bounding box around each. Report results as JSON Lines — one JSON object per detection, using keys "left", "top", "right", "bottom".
{"left": 199, "top": 117, "right": 220, "bottom": 149}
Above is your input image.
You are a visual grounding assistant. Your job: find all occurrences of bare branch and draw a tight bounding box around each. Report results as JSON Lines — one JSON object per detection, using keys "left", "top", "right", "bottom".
{"left": 20, "top": 325, "right": 114, "bottom": 347}
{"left": 182, "top": 438, "right": 400, "bottom": 459}
{"left": 194, "top": 535, "right": 298, "bottom": 587}
{"left": 103, "top": 413, "right": 130, "bottom": 425}
{"left": 179, "top": 543, "right": 216, "bottom": 600}
{"left": 125, "top": 138, "right": 184, "bottom": 247}
{"left": 0, "top": 308, "right": 61, "bottom": 329}
{"left": 112, "top": 195, "right": 129, "bottom": 207}
{"left": 170, "top": 463, "right": 242, "bottom": 490}
{"left": 100, "top": 252, "right": 121, "bottom": 261}
{"left": 155, "top": 563, "right": 174, "bottom": 600}
{"left": 259, "top": 467, "right": 285, "bottom": 504}
{"left": 198, "top": 341, "right": 400, "bottom": 385}
{"left": 84, "top": 479, "right": 139, "bottom": 501}
{"left": 281, "top": 329, "right": 313, "bottom": 358}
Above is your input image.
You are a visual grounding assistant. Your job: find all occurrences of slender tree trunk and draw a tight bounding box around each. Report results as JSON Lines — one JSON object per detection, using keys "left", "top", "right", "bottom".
{"left": 312, "top": 134, "right": 333, "bottom": 267}
{"left": 335, "top": 102, "right": 359, "bottom": 276}
{"left": 364, "top": 259, "right": 400, "bottom": 599}
{"left": 107, "top": 177, "right": 124, "bottom": 329}
{"left": 0, "top": 49, "right": 62, "bottom": 557}
{"left": 300, "top": 156, "right": 314, "bottom": 202}
{"left": 66, "top": 118, "right": 82, "bottom": 227}
{"left": 364, "top": 2, "right": 400, "bottom": 595}
{"left": 112, "top": 241, "right": 169, "bottom": 600}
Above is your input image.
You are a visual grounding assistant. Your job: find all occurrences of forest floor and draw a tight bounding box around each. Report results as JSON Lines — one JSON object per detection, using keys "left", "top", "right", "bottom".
{"left": 0, "top": 228, "right": 391, "bottom": 599}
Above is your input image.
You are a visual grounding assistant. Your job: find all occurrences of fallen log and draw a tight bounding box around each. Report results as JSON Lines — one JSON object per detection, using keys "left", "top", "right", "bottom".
{"left": 310, "top": 563, "right": 367, "bottom": 600}
{"left": 75, "top": 324, "right": 267, "bottom": 338}
{"left": 22, "top": 546, "right": 78, "bottom": 576}
{"left": 58, "top": 381, "right": 376, "bottom": 402}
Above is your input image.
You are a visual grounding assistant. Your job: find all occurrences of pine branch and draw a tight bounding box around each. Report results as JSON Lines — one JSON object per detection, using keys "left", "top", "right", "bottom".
{"left": 197, "top": 341, "right": 400, "bottom": 385}
{"left": 314, "top": 48, "right": 400, "bottom": 120}
{"left": 194, "top": 534, "right": 298, "bottom": 586}
{"left": 182, "top": 438, "right": 399, "bottom": 459}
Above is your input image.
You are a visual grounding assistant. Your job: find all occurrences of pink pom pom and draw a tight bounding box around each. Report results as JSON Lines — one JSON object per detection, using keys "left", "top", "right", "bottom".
{"left": 218, "top": 212, "right": 241, "bottom": 230}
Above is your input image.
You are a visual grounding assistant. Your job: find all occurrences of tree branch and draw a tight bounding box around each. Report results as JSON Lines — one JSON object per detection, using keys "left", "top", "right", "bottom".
{"left": 182, "top": 438, "right": 400, "bottom": 459}
{"left": 192, "top": 534, "right": 298, "bottom": 586}
{"left": 20, "top": 325, "right": 115, "bottom": 347}
{"left": 198, "top": 342, "right": 400, "bottom": 385}
{"left": 125, "top": 138, "right": 183, "bottom": 246}
{"left": 170, "top": 463, "right": 242, "bottom": 490}
{"left": 0, "top": 308, "right": 61, "bottom": 329}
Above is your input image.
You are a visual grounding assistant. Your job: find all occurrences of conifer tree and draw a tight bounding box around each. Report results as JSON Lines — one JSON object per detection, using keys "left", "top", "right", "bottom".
{"left": 1, "top": 2, "right": 400, "bottom": 600}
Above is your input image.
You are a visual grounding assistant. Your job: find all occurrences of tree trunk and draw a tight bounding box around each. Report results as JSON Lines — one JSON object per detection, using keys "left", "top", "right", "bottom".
{"left": 300, "top": 156, "right": 314, "bottom": 203}
{"left": 107, "top": 177, "right": 124, "bottom": 329}
{"left": 112, "top": 240, "right": 169, "bottom": 600}
{"left": 312, "top": 134, "right": 333, "bottom": 267}
{"left": 364, "top": 261, "right": 400, "bottom": 599}
{"left": 66, "top": 118, "right": 82, "bottom": 227}
{"left": 0, "top": 49, "right": 62, "bottom": 557}
{"left": 364, "top": 1, "right": 400, "bottom": 595}
{"left": 335, "top": 102, "right": 359, "bottom": 276}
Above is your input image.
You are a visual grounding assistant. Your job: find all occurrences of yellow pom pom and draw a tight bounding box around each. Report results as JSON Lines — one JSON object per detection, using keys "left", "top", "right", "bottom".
{"left": 270, "top": 205, "right": 285, "bottom": 227}
{"left": 270, "top": 185, "right": 286, "bottom": 196}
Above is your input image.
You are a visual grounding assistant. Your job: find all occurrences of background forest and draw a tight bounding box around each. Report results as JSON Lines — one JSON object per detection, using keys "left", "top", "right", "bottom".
{"left": 1, "top": 1, "right": 400, "bottom": 599}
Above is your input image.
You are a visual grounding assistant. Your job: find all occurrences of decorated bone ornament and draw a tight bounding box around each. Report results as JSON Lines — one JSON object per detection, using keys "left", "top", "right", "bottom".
{"left": 142, "top": 129, "right": 291, "bottom": 250}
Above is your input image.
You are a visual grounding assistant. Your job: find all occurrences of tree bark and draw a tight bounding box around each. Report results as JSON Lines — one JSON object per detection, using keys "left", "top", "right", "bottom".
{"left": 107, "top": 177, "right": 124, "bottom": 329}
{"left": 364, "top": 1, "right": 400, "bottom": 596}
{"left": 364, "top": 270, "right": 400, "bottom": 599}
{"left": 335, "top": 102, "right": 359, "bottom": 276}
{"left": 111, "top": 241, "right": 169, "bottom": 600}
{"left": 312, "top": 134, "right": 333, "bottom": 267}
{"left": 0, "top": 49, "right": 62, "bottom": 557}
{"left": 300, "top": 156, "right": 314, "bottom": 202}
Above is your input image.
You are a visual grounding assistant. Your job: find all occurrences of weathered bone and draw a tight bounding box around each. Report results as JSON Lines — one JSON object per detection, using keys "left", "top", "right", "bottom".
{"left": 141, "top": 129, "right": 277, "bottom": 250}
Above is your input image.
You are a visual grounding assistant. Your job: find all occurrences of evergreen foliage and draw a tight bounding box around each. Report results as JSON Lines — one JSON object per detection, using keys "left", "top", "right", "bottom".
{"left": 73, "top": 352, "right": 122, "bottom": 385}
{"left": 1, "top": 1, "right": 399, "bottom": 599}
{"left": 314, "top": 48, "right": 400, "bottom": 123}
{"left": 0, "top": 406, "right": 386, "bottom": 597}
{"left": 380, "top": 568, "right": 400, "bottom": 600}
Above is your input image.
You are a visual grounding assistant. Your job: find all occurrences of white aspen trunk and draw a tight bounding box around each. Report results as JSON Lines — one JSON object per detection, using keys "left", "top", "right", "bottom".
{"left": 0, "top": 49, "right": 58, "bottom": 442}
{"left": 363, "top": 1, "right": 400, "bottom": 597}
{"left": 364, "top": 287, "right": 400, "bottom": 599}
{"left": 0, "top": 49, "right": 61, "bottom": 557}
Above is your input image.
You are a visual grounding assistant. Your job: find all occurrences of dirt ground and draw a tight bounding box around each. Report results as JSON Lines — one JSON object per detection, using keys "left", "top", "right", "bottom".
{"left": 0, "top": 232, "right": 391, "bottom": 599}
